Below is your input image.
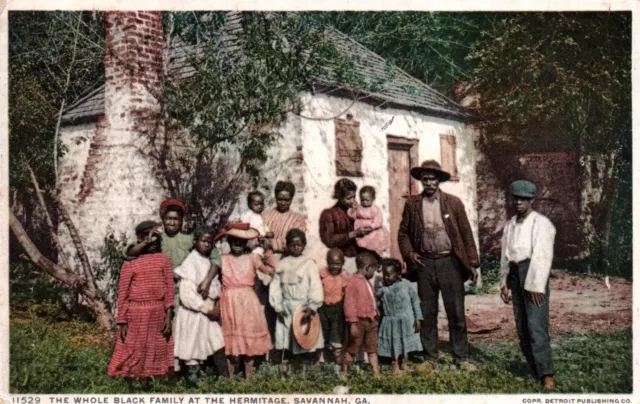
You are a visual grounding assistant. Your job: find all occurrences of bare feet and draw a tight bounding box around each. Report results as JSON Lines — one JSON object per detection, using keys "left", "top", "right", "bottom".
{"left": 392, "top": 360, "right": 401, "bottom": 375}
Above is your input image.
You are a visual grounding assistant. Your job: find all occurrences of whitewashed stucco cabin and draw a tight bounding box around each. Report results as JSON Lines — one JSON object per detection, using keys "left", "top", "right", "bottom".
{"left": 59, "top": 12, "right": 480, "bottom": 282}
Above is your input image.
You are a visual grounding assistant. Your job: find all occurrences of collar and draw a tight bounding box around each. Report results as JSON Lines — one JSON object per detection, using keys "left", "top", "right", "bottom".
{"left": 422, "top": 189, "right": 441, "bottom": 201}
{"left": 320, "top": 267, "right": 348, "bottom": 279}
{"left": 513, "top": 210, "right": 536, "bottom": 224}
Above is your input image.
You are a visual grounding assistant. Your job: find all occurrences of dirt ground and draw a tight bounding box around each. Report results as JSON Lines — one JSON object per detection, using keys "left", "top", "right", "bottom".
{"left": 436, "top": 270, "right": 632, "bottom": 342}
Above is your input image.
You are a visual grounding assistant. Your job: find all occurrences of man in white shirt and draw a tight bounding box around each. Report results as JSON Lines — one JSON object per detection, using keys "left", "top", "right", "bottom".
{"left": 500, "top": 180, "right": 556, "bottom": 390}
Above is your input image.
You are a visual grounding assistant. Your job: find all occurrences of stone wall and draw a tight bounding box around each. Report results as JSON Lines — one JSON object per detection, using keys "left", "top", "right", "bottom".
{"left": 477, "top": 150, "right": 583, "bottom": 260}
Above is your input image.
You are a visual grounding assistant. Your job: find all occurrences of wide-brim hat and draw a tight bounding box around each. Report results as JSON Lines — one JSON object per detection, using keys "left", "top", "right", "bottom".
{"left": 410, "top": 160, "right": 451, "bottom": 182}
{"left": 292, "top": 305, "right": 321, "bottom": 350}
{"left": 214, "top": 222, "right": 260, "bottom": 241}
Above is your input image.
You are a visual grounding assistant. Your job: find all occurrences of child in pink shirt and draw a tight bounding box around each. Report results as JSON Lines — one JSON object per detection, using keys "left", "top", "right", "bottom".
{"left": 348, "top": 186, "right": 390, "bottom": 258}
{"left": 342, "top": 251, "right": 380, "bottom": 378}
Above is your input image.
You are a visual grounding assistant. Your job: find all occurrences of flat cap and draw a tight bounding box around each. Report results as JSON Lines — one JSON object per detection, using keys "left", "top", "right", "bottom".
{"left": 510, "top": 180, "right": 536, "bottom": 198}
{"left": 135, "top": 220, "right": 160, "bottom": 235}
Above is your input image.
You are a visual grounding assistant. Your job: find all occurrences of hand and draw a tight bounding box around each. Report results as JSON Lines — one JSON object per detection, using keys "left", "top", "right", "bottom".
{"left": 529, "top": 291, "right": 545, "bottom": 307}
{"left": 500, "top": 285, "right": 512, "bottom": 304}
{"left": 198, "top": 274, "right": 214, "bottom": 299}
{"left": 408, "top": 252, "right": 421, "bottom": 267}
{"left": 413, "top": 319, "right": 422, "bottom": 333}
{"left": 260, "top": 237, "right": 272, "bottom": 251}
{"left": 119, "top": 324, "right": 128, "bottom": 343}
{"left": 205, "top": 308, "right": 219, "bottom": 321}
{"left": 302, "top": 307, "right": 315, "bottom": 321}
{"left": 360, "top": 226, "right": 374, "bottom": 236}
{"left": 161, "top": 311, "right": 173, "bottom": 339}
{"left": 469, "top": 267, "right": 479, "bottom": 286}
{"left": 354, "top": 227, "right": 367, "bottom": 238}
{"left": 146, "top": 228, "right": 162, "bottom": 244}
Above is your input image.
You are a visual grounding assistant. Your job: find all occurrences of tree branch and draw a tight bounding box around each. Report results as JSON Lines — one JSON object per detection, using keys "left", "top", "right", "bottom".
{"left": 27, "top": 164, "right": 71, "bottom": 271}
{"left": 50, "top": 193, "right": 97, "bottom": 288}
{"left": 9, "top": 210, "right": 86, "bottom": 289}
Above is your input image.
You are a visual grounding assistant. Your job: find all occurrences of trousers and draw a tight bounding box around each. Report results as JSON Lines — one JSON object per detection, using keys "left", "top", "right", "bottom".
{"left": 414, "top": 255, "right": 468, "bottom": 360}
{"left": 508, "top": 260, "right": 554, "bottom": 378}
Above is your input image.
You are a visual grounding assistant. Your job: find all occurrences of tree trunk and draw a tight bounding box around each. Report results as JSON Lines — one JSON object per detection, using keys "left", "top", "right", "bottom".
{"left": 9, "top": 210, "right": 115, "bottom": 332}
{"left": 27, "top": 164, "right": 71, "bottom": 270}
{"left": 50, "top": 193, "right": 97, "bottom": 288}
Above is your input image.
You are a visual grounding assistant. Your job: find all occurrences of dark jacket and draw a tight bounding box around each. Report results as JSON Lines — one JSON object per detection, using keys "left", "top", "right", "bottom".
{"left": 398, "top": 191, "right": 479, "bottom": 280}
{"left": 319, "top": 204, "right": 358, "bottom": 258}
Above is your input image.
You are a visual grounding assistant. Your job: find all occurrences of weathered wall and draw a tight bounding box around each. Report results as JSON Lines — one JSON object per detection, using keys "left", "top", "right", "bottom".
{"left": 228, "top": 113, "right": 306, "bottom": 220}
{"left": 579, "top": 152, "right": 616, "bottom": 259}
{"left": 58, "top": 12, "right": 167, "bottom": 284}
{"left": 477, "top": 150, "right": 582, "bottom": 260}
{"left": 297, "top": 92, "right": 479, "bottom": 267}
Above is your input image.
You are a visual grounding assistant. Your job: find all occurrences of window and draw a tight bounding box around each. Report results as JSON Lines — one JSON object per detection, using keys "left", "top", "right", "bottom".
{"left": 440, "top": 134, "right": 459, "bottom": 181}
{"left": 335, "top": 115, "right": 363, "bottom": 177}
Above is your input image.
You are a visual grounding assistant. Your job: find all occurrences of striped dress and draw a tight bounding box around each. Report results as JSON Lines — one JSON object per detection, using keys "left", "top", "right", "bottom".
{"left": 262, "top": 209, "right": 306, "bottom": 253}
{"left": 108, "top": 253, "right": 174, "bottom": 378}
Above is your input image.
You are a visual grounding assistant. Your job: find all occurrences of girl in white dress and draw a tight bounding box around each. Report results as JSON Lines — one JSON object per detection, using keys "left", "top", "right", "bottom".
{"left": 269, "top": 229, "right": 324, "bottom": 372}
{"left": 174, "top": 226, "right": 225, "bottom": 387}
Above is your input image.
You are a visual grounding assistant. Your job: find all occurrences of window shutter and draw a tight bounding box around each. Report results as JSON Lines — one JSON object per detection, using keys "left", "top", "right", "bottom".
{"left": 335, "top": 117, "right": 364, "bottom": 177}
{"left": 440, "top": 134, "right": 459, "bottom": 181}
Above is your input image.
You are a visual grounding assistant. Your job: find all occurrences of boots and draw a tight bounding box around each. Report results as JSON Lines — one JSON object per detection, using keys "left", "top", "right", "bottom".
{"left": 244, "top": 358, "right": 256, "bottom": 379}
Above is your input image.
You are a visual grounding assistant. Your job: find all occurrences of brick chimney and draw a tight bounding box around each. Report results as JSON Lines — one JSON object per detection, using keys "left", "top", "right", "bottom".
{"left": 63, "top": 12, "right": 167, "bottom": 288}
{"left": 104, "top": 11, "right": 163, "bottom": 134}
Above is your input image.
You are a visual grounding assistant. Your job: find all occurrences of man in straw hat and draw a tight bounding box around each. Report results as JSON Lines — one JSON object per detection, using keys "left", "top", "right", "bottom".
{"left": 398, "top": 160, "right": 479, "bottom": 370}
{"left": 500, "top": 180, "right": 556, "bottom": 390}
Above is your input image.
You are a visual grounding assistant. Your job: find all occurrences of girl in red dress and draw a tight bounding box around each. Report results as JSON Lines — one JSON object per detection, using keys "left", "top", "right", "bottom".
{"left": 214, "top": 223, "right": 276, "bottom": 379}
{"left": 108, "top": 220, "right": 174, "bottom": 379}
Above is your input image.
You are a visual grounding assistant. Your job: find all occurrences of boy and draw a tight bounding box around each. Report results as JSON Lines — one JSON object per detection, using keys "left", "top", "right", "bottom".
{"left": 318, "top": 248, "right": 350, "bottom": 364}
{"left": 342, "top": 251, "right": 380, "bottom": 378}
{"left": 500, "top": 180, "right": 556, "bottom": 390}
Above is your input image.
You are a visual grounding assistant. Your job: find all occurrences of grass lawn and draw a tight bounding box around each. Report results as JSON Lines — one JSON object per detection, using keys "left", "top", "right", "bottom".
{"left": 9, "top": 303, "right": 632, "bottom": 394}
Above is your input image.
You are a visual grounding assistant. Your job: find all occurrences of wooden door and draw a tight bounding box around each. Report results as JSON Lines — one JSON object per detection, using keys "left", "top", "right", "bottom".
{"left": 387, "top": 136, "right": 419, "bottom": 267}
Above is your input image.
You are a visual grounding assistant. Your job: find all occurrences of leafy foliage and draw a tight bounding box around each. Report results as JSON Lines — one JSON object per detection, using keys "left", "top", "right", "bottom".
{"left": 161, "top": 12, "right": 367, "bottom": 227}
{"left": 10, "top": 261, "right": 70, "bottom": 307}
{"left": 308, "top": 12, "right": 496, "bottom": 95}
{"left": 467, "top": 12, "right": 631, "bottom": 153}
{"left": 9, "top": 11, "right": 105, "bottom": 191}
{"left": 93, "top": 231, "right": 129, "bottom": 305}
{"left": 9, "top": 310, "right": 632, "bottom": 393}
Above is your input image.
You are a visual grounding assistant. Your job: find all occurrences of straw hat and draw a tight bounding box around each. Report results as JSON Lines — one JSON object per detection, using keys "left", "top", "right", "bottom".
{"left": 410, "top": 160, "right": 451, "bottom": 182}
{"left": 292, "top": 305, "right": 321, "bottom": 350}
{"left": 214, "top": 222, "right": 260, "bottom": 241}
